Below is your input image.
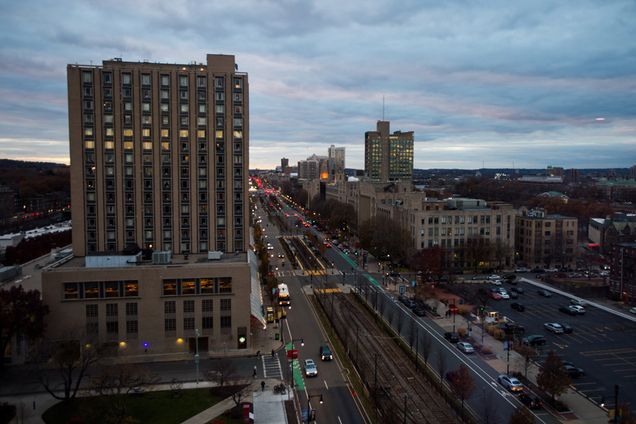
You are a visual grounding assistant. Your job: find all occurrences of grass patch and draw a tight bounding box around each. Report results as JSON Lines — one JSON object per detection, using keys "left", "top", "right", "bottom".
{"left": 43, "top": 388, "right": 223, "bottom": 424}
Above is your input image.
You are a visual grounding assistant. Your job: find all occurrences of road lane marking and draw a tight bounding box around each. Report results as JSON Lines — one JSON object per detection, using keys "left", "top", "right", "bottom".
{"left": 323, "top": 380, "right": 329, "bottom": 390}
{"left": 337, "top": 417, "right": 343, "bottom": 424}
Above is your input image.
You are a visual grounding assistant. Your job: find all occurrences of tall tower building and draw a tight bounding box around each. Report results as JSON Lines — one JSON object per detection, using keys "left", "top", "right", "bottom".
{"left": 328, "top": 145, "right": 345, "bottom": 181}
{"left": 41, "top": 55, "right": 254, "bottom": 358}
{"left": 67, "top": 54, "right": 248, "bottom": 256}
{"left": 364, "top": 121, "right": 413, "bottom": 182}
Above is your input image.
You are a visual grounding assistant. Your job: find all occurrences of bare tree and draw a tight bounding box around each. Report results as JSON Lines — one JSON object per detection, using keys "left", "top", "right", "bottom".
{"left": 514, "top": 344, "right": 537, "bottom": 378}
{"left": 37, "top": 339, "right": 101, "bottom": 401}
{"left": 207, "top": 358, "right": 239, "bottom": 386}
{"left": 447, "top": 364, "right": 476, "bottom": 409}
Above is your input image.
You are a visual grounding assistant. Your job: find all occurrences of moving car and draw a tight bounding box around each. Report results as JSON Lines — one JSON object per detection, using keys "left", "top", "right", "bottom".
{"left": 457, "top": 342, "right": 475, "bottom": 354}
{"left": 562, "top": 364, "right": 585, "bottom": 378}
{"left": 497, "top": 374, "right": 524, "bottom": 392}
{"left": 544, "top": 322, "right": 564, "bottom": 334}
{"left": 570, "top": 299, "right": 587, "bottom": 307}
{"left": 304, "top": 359, "right": 318, "bottom": 377}
{"left": 515, "top": 267, "right": 530, "bottom": 273}
{"left": 511, "top": 302, "right": 526, "bottom": 312}
{"left": 490, "top": 292, "right": 503, "bottom": 300}
{"left": 487, "top": 274, "right": 502, "bottom": 281}
{"left": 568, "top": 305, "right": 586, "bottom": 314}
{"left": 319, "top": 345, "right": 333, "bottom": 361}
{"left": 630, "top": 307, "right": 636, "bottom": 314}
{"left": 559, "top": 305, "right": 578, "bottom": 316}
{"left": 560, "top": 323, "right": 573, "bottom": 334}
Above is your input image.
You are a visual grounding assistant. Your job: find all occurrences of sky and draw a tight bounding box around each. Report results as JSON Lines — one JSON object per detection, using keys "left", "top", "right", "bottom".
{"left": 0, "top": 0, "right": 635, "bottom": 170}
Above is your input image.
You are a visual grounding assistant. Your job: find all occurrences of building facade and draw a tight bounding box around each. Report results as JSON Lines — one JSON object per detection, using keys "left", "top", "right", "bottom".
{"left": 515, "top": 208, "right": 578, "bottom": 268}
{"left": 41, "top": 55, "right": 254, "bottom": 358}
{"left": 609, "top": 242, "right": 636, "bottom": 302}
{"left": 364, "top": 121, "right": 413, "bottom": 182}
{"left": 328, "top": 145, "right": 345, "bottom": 181}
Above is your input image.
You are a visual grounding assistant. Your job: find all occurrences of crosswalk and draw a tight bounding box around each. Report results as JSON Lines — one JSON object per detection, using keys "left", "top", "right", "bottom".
{"left": 262, "top": 353, "right": 283, "bottom": 379}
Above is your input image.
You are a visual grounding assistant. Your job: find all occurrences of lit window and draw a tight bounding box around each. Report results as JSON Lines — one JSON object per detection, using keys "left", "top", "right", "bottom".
{"left": 85, "top": 141, "right": 95, "bottom": 149}
{"left": 233, "top": 130, "right": 242, "bottom": 139}
{"left": 161, "top": 129, "right": 169, "bottom": 138}
{"left": 182, "top": 279, "right": 196, "bottom": 295}
{"left": 162, "top": 142, "right": 170, "bottom": 151}
{"left": 197, "top": 117, "right": 206, "bottom": 126}
{"left": 179, "top": 130, "right": 189, "bottom": 138}
{"left": 124, "top": 102, "right": 132, "bottom": 111}
{"left": 104, "top": 141, "right": 114, "bottom": 149}
{"left": 180, "top": 104, "right": 189, "bottom": 113}
{"left": 161, "top": 104, "right": 169, "bottom": 112}
{"left": 142, "top": 103, "right": 150, "bottom": 112}
{"left": 105, "top": 128, "right": 114, "bottom": 137}
{"left": 215, "top": 130, "right": 223, "bottom": 139}
{"left": 143, "top": 142, "right": 152, "bottom": 150}
{"left": 124, "top": 142, "right": 134, "bottom": 150}
{"left": 197, "top": 130, "right": 205, "bottom": 138}
{"left": 142, "top": 128, "right": 151, "bottom": 137}
{"left": 122, "top": 73, "right": 131, "bottom": 85}
{"left": 84, "top": 128, "right": 93, "bottom": 136}
{"left": 123, "top": 129, "right": 133, "bottom": 137}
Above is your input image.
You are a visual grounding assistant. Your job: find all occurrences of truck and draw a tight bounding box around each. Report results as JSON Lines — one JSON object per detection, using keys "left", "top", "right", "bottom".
{"left": 277, "top": 283, "right": 291, "bottom": 306}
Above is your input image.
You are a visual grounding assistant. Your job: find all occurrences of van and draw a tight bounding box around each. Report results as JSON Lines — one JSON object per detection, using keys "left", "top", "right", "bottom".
{"left": 320, "top": 345, "right": 333, "bottom": 361}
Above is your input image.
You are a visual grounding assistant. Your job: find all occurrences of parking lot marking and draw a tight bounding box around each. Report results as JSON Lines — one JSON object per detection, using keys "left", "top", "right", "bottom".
{"left": 581, "top": 347, "right": 636, "bottom": 356}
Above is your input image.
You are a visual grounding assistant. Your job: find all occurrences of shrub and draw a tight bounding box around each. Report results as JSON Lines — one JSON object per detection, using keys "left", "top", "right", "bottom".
{"left": 480, "top": 346, "right": 493, "bottom": 355}
{"left": 457, "top": 328, "right": 467, "bottom": 338}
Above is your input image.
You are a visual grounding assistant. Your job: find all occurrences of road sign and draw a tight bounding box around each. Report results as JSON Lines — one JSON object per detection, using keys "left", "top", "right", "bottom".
{"left": 399, "top": 285, "right": 406, "bottom": 295}
{"left": 287, "top": 349, "right": 298, "bottom": 359}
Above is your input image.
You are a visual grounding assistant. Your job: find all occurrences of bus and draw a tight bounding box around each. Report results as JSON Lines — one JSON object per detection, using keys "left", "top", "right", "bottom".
{"left": 277, "top": 283, "right": 291, "bottom": 306}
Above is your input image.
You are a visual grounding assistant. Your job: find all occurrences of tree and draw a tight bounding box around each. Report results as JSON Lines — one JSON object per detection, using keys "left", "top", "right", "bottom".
{"left": 509, "top": 405, "right": 534, "bottom": 424}
{"left": 514, "top": 344, "right": 537, "bottom": 378}
{"left": 358, "top": 217, "right": 413, "bottom": 265}
{"left": 37, "top": 339, "right": 101, "bottom": 401}
{"left": 447, "top": 364, "right": 475, "bottom": 409}
{"left": 410, "top": 247, "right": 446, "bottom": 281}
{"left": 537, "top": 351, "right": 571, "bottom": 401}
{"left": 207, "top": 358, "right": 238, "bottom": 387}
{"left": 0, "top": 286, "right": 49, "bottom": 367}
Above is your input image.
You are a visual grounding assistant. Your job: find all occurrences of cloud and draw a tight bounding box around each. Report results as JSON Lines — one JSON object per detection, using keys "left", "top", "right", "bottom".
{"left": 0, "top": 0, "right": 635, "bottom": 169}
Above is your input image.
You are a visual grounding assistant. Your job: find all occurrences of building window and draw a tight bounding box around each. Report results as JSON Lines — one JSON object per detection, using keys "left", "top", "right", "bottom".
{"left": 220, "top": 298, "right": 231, "bottom": 311}
{"left": 122, "top": 73, "right": 131, "bottom": 85}
{"left": 86, "top": 304, "right": 98, "bottom": 318}
{"left": 106, "top": 321, "right": 118, "bottom": 335}
{"left": 182, "top": 279, "right": 196, "bottom": 295}
{"left": 220, "top": 316, "right": 231, "bottom": 328}
{"left": 218, "top": 277, "right": 232, "bottom": 293}
{"left": 164, "top": 300, "right": 176, "bottom": 314}
{"left": 184, "top": 300, "right": 195, "bottom": 313}
{"left": 165, "top": 318, "right": 176, "bottom": 332}
{"left": 64, "top": 283, "right": 79, "bottom": 299}
{"left": 126, "top": 320, "right": 138, "bottom": 335}
{"left": 183, "top": 317, "right": 195, "bottom": 330}
{"left": 202, "top": 316, "right": 213, "bottom": 329}
{"left": 179, "top": 75, "right": 188, "bottom": 87}
{"left": 125, "top": 302, "right": 138, "bottom": 316}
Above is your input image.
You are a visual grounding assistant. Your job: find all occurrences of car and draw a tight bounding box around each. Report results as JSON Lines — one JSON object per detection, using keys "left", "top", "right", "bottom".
{"left": 510, "top": 287, "right": 524, "bottom": 294}
{"left": 304, "top": 359, "right": 318, "bottom": 377}
{"left": 544, "top": 322, "right": 564, "bottom": 334}
{"left": 490, "top": 279, "right": 503, "bottom": 286}
{"left": 444, "top": 332, "right": 460, "bottom": 343}
{"left": 518, "top": 393, "right": 542, "bottom": 409}
{"left": 570, "top": 299, "right": 587, "bottom": 307}
{"left": 537, "top": 289, "right": 552, "bottom": 297}
{"left": 630, "top": 307, "right": 636, "bottom": 314}
{"left": 559, "top": 305, "right": 577, "bottom": 315}
{"left": 498, "top": 291, "right": 510, "bottom": 299}
{"left": 497, "top": 374, "right": 524, "bottom": 392}
{"left": 562, "top": 364, "right": 585, "bottom": 378}
{"left": 413, "top": 307, "right": 426, "bottom": 317}
{"left": 515, "top": 267, "right": 530, "bottom": 273}
{"left": 500, "top": 323, "right": 525, "bottom": 335}
{"left": 560, "top": 323, "right": 573, "bottom": 334}
{"left": 490, "top": 292, "right": 503, "bottom": 300}
{"left": 487, "top": 274, "right": 502, "bottom": 281}
{"left": 267, "top": 244, "right": 274, "bottom": 250}
{"left": 511, "top": 302, "right": 526, "bottom": 312}
{"left": 569, "top": 305, "right": 586, "bottom": 314}
{"left": 522, "top": 335, "right": 547, "bottom": 346}
{"left": 277, "top": 254, "right": 285, "bottom": 258}
{"left": 457, "top": 342, "right": 475, "bottom": 354}
{"left": 319, "top": 345, "right": 333, "bottom": 361}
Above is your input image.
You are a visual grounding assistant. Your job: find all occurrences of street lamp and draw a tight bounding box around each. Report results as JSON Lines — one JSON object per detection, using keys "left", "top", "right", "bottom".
{"left": 194, "top": 328, "right": 200, "bottom": 385}
{"left": 306, "top": 394, "right": 323, "bottom": 422}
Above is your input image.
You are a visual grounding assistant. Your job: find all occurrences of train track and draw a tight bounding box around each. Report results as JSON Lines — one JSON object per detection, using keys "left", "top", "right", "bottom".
{"left": 319, "top": 289, "right": 460, "bottom": 424}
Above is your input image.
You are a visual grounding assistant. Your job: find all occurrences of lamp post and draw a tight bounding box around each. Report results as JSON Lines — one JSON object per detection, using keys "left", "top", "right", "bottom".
{"left": 194, "top": 328, "right": 200, "bottom": 385}
{"left": 306, "top": 394, "right": 323, "bottom": 422}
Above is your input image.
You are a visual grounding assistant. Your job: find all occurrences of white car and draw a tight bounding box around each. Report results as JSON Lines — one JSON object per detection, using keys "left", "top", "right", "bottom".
{"left": 304, "top": 359, "right": 318, "bottom": 377}
{"left": 544, "top": 322, "right": 564, "bottom": 334}
{"left": 498, "top": 291, "right": 510, "bottom": 299}
{"left": 497, "top": 374, "right": 524, "bottom": 392}
{"left": 570, "top": 299, "right": 587, "bottom": 307}
{"left": 457, "top": 342, "right": 475, "bottom": 354}
{"left": 487, "top": 275, "right": 502, "bottom": 281}
{"left": 490, "top": 279, "right": 503, "bottom": 286}
{"left": 569, "top": 305, "right": 586, "bottom": 314}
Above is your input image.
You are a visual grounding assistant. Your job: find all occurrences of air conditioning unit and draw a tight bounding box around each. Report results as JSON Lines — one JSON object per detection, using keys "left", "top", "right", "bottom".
{"left": 208, "top": 251, "right": 223, "bottom": 260}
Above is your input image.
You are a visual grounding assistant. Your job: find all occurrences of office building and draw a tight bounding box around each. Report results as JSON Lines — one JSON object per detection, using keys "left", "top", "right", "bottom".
{"left": 328, "top": 145, "right": 345, "bottom": 181}
{"left": 609, "top": 243, "right": 636, "bottom": 302}
{"left": 364, "top": 120, "right": 413, "bottom": 182}
{"left": 41, "top": 55, "right": 255, "bottom": 358}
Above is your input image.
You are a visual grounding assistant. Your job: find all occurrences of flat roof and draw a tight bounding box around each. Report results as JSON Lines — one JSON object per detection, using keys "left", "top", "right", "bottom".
{"left": 50, "top": 252, "right": 247, "bottom": 270}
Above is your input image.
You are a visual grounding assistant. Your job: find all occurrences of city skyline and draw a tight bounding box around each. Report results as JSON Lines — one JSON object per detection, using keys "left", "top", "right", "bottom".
{"left": 1, "top": 1, "right": 635, "bottom": 169}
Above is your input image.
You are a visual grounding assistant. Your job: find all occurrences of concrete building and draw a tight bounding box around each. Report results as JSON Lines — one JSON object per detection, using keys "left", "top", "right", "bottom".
{"left": 328, "top": 145, "right": 345, "bottom": 181}
{"left": 609, "top": 242, "right": 636, "bottom": 302}
{"left": 41, "top": 55, "right": 256, "bottom": 358}
{"left": 588, "top": 213, "right": 636, "bottom": 254}
{"left": 515, "top": 208, "right": 578, "bottom": 268}
{"left": 298, "top": 159, "right": 319, "bottom": 180}
{"left": 364, "top": 121, "right": 413, "bottom": 182}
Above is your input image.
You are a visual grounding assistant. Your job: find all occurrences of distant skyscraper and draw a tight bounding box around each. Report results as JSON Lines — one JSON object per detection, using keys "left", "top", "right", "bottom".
{"left": 365, "top": 121, "right": 413, "bottom": 182}
{"left": 281, "top": 157, "right": 289, "bottom": 171}
{"left": 328, "top": 145, "right": 345, "bottom": 181}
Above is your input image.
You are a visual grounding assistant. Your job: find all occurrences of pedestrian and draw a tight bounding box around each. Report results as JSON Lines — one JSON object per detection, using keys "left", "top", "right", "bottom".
{"left": 256, "top": 350, "right": 261, "bottom": 358}
{"left": 253, "top": 365, "right": 257, "bottom": 378}
{"left": 271, "top": 348, "right": 275, "bottom": 358}
{"left": 261, "top": 381, "right": 265, "bottom": 391}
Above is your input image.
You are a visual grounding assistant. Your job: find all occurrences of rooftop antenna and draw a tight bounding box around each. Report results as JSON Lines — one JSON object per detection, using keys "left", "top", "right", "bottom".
{"left": 382, "top": 95, "right": 385, "bottom": 121}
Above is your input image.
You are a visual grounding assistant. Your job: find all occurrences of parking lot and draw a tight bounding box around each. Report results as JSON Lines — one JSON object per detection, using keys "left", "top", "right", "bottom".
{"left": 478, "top": 276, "right": 636, "bottom": 409}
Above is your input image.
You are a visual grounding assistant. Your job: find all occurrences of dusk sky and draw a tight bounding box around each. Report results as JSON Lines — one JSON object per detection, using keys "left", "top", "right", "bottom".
{"left": 1, "top": 0, "right": 635, "bottom": 169}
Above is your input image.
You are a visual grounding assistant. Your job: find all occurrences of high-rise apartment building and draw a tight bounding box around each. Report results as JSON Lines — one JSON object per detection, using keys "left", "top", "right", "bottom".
{"left": 68, "top": 54, "right": 248, "bottom": 256}
{"left": 364, "top": 121, "right": 413, "bottom": 182}
{"left": 328, "top": 145, "right": 346, "bottom": 181}
{"left": 41, "top": 55, "right": 255, "bottom": 358}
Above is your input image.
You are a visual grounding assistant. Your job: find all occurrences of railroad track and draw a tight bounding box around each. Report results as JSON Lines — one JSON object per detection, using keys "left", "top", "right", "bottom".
{"left": 321, "top": 289, "right": 460, "bottom": 424}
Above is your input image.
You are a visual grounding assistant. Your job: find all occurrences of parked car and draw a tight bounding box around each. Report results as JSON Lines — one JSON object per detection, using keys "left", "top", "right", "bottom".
{"left": 490, "top": 279, "right": 503, "bottom": 286}
{"left": 515, "top": 267, "right": 530, "bottom": 273}
{"left": 490, "top": 292, "right": 503, "bottom": 300}
{"left": 457, "top": 342, "right": 475, "bottom": 354}
{"left": 570, "top": 299, "right": 587, "bottom": 306}
{"left": 304, "top": 359, "right": 318, "bottom": 377}
{"left": 444, "top": 332, "right": 460, "bottom": 343}
{"left": 499, "top": 291, "right": 510, "bottom": 299}
{"left": 522, "top": 335, "right": 547, "bottom": 346}
{"left": 510, "top": 287, "right": 524, "bottom": 294}
{"left": 511, "top": 302, "right": 526, "bottom": 312}
{"left": 413, "top": 307, "right": 426, "bottom": 317}
{"left": 562, "top": 364, "right": 585, "bottom": 378}
{"left": 518, "top": 392, "right": 542, "bottom": 409}
{"left": 537, "top": 289, "right": 552, "bottom": 297}
{"left": 559, "top": 305, "right": 578, "bottom": 316}
{"left": 569, "top": 305, "right": 586, "bottom": 315}
{"left": 560, "top": 323, "right": 573, "bottom": 334}
{"left": 497, "top": 374, "right": 524, "bottom": 392}
{"left": 487, "top": 274, "right": 502, "bottom": 281}
{"left": 319, "top": 345, "right": 333, "bottom": 361}
{"left": 544, "top": 322, "right": 564, "bottom": 334}
{"left": 630, "top": 307, "right": 636, "bottom": 314}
